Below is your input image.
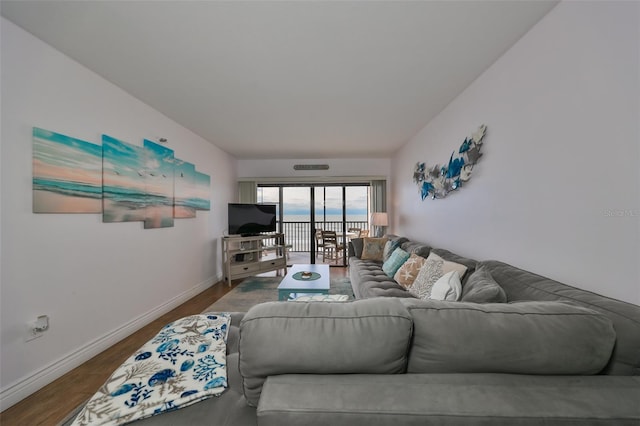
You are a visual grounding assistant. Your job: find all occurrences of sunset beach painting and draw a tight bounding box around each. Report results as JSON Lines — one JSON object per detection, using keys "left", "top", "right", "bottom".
{"left": 33, "top": 127, "right": 210, "bottom": 228}
{"left": 174, "top": 159, "right": 196, "bottom": 218}
{"left": 174, "top": 160, "right": 211, "bottom": 218}
{"left": 32, "top": 127, "right": 102, "bottom": 213}
{"left": 102, "top": 134, "right": 148, "bottom": 223}
{"left": 194, "top": 171, "right": 211, "bottom": 211}
{"left": 143, "top": 139, "right": 175, "bottom": 229}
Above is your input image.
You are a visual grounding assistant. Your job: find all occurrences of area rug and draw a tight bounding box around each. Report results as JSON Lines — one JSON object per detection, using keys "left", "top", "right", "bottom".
{"left": 203, "top": 275, "right": 354, "bottom": 313}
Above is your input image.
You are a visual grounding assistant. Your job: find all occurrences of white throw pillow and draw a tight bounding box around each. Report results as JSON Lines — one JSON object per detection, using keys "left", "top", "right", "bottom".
{"left": 429, "top": 270, "right": 462, "bottom": 301}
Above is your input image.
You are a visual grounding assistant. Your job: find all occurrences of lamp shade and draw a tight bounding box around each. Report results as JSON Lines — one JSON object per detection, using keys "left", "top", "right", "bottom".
{"left": 370, "top": 212, "right": 388, "bottom": 227}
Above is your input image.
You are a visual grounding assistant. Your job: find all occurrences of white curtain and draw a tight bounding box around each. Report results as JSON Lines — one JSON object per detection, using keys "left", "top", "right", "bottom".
{"left": 370, "top": 179, "right": 387, "bottom": 213}
{"left": 238, "top": 181, "right": 257, "bottom": 203}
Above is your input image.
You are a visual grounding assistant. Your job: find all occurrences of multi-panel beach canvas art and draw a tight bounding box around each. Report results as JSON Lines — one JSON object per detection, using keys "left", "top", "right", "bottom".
{"left": 195, "top": 171, "right": 211, "bottom": 211}
{"left": 102, "top": 134, "right": 148, "bottom": 223}
{"left": 143, "top": 139, "right": 175, "bottom": 229}
{"left": 174, "top": 160, "right": 197, "bottom": 219}
{"left": 32, "top": 127, "right": 103, "bottom": 213}
{"left": 33, "top": 127, "right": 210, "bottom": 229}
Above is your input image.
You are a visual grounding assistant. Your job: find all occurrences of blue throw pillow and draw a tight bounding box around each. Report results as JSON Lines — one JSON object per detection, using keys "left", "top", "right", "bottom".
{"left": 382, "top": 248, "right": 410, "bottom": 278}
{"left": 383, "top": 240, "right": 402, "bottom": 262}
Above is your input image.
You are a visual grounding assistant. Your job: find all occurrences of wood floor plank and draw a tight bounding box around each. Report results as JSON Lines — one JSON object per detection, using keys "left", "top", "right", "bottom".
{"left": 0, "top": 268, "right": 348, "bottom": 426}
{"left": 0, "top": 281, "right": 236, "bottom": 426}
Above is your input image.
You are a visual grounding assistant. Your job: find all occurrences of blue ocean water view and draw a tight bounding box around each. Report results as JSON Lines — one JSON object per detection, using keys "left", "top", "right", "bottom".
{"left": 103, "top": 185, "right": 209, "bottom": 210}
{"left": 33, "top": 177, "right": 102, "bottom": 199}
{"left": 35, "top": 179, "right": 209, "bottom": 211}
{"left": 284, "top": 214, "right": 368, "bottom": 222}
{"left": 278, "top": 214, "right": 369, "bottom": 251}
{"left": 103, "top": 185, "right": 149, "bottom": 204}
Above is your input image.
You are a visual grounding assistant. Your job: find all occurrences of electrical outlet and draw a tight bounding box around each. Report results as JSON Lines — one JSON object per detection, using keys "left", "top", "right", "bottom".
{"left": 25, "top": 315, "right": 49, "bottom": 342}
{"left": 25, "top": 323, "right": 44, "bottom": 342}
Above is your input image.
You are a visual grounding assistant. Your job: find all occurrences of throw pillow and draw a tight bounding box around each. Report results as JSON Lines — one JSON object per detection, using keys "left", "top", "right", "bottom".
{"left": 350, "top": 238, "right": 364, "bottom": 258}
{"left": 429, "top": 270, "right": 462, "bottom": 301}
{"left": 383, "top": 240, "right": 401, "bottom": 262}
{"left": 361, "top": 237, "right": 388, "bottom": 261}
{"left": 382, "top": 248, "right": 410, "bottom": 278}
{"left": 394, "top": 253, "right": 427, "bottom": 289}
{"left": 461, "top": 265, "right": 507, "bottom": 303}
{"left": 409, "top": 252, "right": 468, "bottom": 299}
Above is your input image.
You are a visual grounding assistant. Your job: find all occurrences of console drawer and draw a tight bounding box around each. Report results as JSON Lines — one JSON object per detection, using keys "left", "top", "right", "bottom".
{"left": 230, "top": 263, "right": 261, "bottom": 275}
{"left": 259, "top": 258, "right": 286, "bottom": 271}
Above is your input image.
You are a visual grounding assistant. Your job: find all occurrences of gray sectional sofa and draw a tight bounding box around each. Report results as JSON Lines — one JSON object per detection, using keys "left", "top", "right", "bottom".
{"left": 91, "top": 235, "right": 640, "bottom": 425}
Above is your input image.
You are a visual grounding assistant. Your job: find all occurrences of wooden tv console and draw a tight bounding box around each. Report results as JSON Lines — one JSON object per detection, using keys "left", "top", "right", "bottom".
{"left": 221, "top": 233, "right": 287, "bottom": 286}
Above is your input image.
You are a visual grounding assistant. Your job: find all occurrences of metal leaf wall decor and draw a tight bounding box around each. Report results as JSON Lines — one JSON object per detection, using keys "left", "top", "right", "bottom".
{"left": 413, "top": 124, "right": 487, "bottom": 200}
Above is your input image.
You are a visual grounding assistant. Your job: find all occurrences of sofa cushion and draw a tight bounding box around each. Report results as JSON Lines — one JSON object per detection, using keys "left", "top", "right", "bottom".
{"left": 360, "top": 237, "right": 388, "bottom": 261}
{"left": 430, "top": 248, "right": 477, "bottom": 273}
{"left": 368, "top": 286, "right": 417, "bottom": 298}
{"left": 394, "top": 253, "right": 427, "bottom": 289}
{"left": 482, "top": 259, "right": 640, "bottom": 376}
{"left": 384, "top": 234, "right": 410, "bottom": 247}
{"left": 348, "top": 257, "right": 401, "bottom": 299}
{"left": 461, "top": 265, "right": 507, "bottom": 303}
{"left": 408, "top": 252, "right": 468, "bottom": 299}
{"left": 400, "top": 241, "right": 432, "bottom": 258}
{"left": 257, "top": 374, "right": 640, "bottom": 426}
{"left": 382, "top": 247, "right": 410, "bottom": 277}
{"left": 238, "top": 299, "right": 413, "bottom": 407}
{"left": 401, "top": 299, "right": 616, "bottom": 375}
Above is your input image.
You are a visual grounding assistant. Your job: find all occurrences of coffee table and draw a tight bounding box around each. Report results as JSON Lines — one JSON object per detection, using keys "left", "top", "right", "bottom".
{"left": 277, "top": 264, "right": 330, "bottom": 301}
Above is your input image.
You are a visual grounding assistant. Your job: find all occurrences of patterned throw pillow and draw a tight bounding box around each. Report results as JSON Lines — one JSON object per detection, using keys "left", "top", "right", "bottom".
{"left": 430, "top": 270, "right": 463, "bottom": 301}
{"left": 409, "top": 252, "right": 468, "bottom": 299}
{"left": 382, "top": 248, "right": 410, "bottom": 278}
{"left": 383, "top": 240, "right": 401, "bottom": 262}
{"left": 361, "top": 237, "right": 388, "bottom": 261}
{"left": 394, "top": 253, "right": 427, "bottom": 289}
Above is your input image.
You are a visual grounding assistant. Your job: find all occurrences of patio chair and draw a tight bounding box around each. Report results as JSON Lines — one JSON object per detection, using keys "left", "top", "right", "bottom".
{"left": 315, "top": 229, "right": 325, "bottom": 258}
{"left": 321, "top": 230, "right": 344, "bottom": 263}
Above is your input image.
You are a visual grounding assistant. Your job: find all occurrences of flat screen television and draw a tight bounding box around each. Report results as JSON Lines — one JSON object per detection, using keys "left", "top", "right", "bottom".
{"left": 228, "top": 203, "right": 277, "bottom": 236}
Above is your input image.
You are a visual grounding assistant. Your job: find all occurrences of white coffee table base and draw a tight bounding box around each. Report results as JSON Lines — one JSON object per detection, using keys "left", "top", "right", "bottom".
{"left": 277, "top": 264, "right": 330, "bottom": 301}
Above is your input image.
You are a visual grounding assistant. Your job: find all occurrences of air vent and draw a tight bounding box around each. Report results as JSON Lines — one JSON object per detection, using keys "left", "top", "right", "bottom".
{"left": 293, "top": 164, "right": 330, "bottom": 171}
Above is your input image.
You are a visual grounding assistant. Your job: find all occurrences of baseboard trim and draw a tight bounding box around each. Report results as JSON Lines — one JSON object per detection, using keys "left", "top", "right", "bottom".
{"left": 0, "top": 275, "right": 221, "bottom": 411}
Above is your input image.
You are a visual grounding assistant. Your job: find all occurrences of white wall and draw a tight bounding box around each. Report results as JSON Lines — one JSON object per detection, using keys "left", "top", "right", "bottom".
{"left": 392, "top": 1, "right": 639, "bottom": 305}
{"left": 0, "top": 18, "right": 237, "bottom": 409}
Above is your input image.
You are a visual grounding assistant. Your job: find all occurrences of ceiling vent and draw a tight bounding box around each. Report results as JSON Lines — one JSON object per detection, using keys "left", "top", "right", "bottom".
{"left": 293, "top": 164, "right": 330, "bottom": 171}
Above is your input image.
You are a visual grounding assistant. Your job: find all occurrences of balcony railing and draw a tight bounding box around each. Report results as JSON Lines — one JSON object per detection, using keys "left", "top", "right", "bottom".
{"left": 278, "top": 220, "right": 368, "bottom": 252}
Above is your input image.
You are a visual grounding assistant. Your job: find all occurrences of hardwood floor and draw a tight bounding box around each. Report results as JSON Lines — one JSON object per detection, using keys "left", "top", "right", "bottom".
{"left": 0, "top": 267, "right": 348, "bottom": 426}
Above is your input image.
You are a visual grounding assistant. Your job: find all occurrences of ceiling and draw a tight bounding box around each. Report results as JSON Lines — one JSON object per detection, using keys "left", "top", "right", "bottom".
{"left": 1, "top": 0, "right": 557, "bottom": 159}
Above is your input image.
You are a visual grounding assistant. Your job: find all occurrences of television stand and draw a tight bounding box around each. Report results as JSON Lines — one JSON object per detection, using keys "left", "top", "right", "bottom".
{"left": 221, "top": 233, "right": 287, "bottom": 286}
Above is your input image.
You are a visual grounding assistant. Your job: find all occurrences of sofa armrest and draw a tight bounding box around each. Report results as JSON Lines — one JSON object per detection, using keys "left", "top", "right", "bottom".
{"left": 239, "top": 299, "right": 413, "bottom": 407}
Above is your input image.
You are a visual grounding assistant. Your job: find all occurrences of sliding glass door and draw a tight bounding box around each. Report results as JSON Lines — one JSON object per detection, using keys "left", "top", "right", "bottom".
{"left": 257, "top": 183, "right": 370, "bottom": 266}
